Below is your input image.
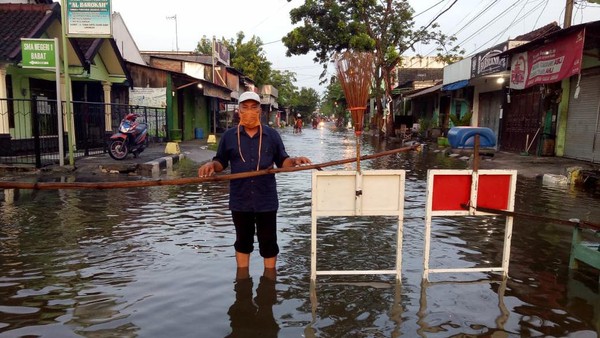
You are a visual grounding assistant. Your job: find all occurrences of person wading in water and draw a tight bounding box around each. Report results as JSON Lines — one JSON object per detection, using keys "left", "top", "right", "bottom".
{"left": 198, "top": 91, "right": 311, "bottom": 270}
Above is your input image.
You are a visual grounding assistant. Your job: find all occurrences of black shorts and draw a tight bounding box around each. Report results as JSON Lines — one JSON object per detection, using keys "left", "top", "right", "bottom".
{"left": 231, "top": 211, "right": 279, "bottom": 258}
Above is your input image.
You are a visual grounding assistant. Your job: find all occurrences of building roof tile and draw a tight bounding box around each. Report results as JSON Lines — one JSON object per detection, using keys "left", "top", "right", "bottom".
{"left": 0, "top": 3, "right": 59, "bottom": 62}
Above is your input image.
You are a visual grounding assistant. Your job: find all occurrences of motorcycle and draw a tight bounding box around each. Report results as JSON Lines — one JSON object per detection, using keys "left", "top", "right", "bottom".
{"left": 108, "top": 113, "right": 149, "bottom": 160}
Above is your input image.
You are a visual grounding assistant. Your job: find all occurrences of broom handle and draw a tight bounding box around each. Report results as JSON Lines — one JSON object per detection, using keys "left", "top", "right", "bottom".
{"left": 0, "top": 145, "right": 420, "bottom": 190}
{"left": 356, "top": 136, "right": 361, "bottom": 172}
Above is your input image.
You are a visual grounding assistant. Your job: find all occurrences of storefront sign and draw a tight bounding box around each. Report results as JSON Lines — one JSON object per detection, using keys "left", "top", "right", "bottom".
{"left": 21, "top": 38, "right": 56, "bottom": 69}
{"left": 471, "top": 42, "right": 508, "bottom": 78}
{"left": 510, "top": 28, "right": 585, "bottom": 89}
{"left": 66, "top": 0, "right": 112, "bottom": 37}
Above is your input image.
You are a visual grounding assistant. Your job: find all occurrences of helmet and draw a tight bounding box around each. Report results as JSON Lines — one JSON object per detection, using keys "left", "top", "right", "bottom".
{"left": 297, "top": 114, "right": 301, "bottom": 118}
{"left": 125, "top": 113, "right": 138, "bottom": 121}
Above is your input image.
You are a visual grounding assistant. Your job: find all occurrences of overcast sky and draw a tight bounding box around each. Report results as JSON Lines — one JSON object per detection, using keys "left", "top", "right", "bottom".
{"left": 61, "top": 0, "right": 600, "bottom": 94}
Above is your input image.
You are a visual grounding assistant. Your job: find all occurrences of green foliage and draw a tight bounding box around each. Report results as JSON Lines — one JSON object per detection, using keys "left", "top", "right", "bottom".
{"left": 322, "top": 77, "right": 347, "bottom": 118}
{"left": 228, "top": 32, "right": 272, "bottom": 87}
{"left": 449, "top": 111, "right": 473, "bottom": 126}
{"left": 290, "top": 87, "right": 320, "bottom": 115}
{"left": 194, "top": 35, "right": 213, "bottom": 54}
{"left": 268, "top": 70, "right": 297, "bottom": 108}
{"left": 194, "top": 34, "right": 273, "bottom": 86}
{"left": 418, "top": 117, "right": 432, "bottom": 132}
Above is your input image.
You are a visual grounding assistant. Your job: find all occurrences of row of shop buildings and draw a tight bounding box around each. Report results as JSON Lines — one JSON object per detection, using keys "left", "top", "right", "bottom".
{"left": 0, "top": 0, "right": 282, "bottom": 166}
{"left": 396, "top": 20, "right": 600, "bottom": 163}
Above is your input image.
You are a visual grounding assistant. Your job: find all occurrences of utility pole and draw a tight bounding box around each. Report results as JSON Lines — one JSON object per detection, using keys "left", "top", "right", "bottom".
{"left": 212, "top": 36, "right": 216, "bottom": 135}
{"left": 564, "top": 0, "right": 574, "bottom": 28}
{"left": 166, "top": 15, "right": 179, "bottom": 52}
{"left": 61, "top": 1, "right": 75, "bottom": 165}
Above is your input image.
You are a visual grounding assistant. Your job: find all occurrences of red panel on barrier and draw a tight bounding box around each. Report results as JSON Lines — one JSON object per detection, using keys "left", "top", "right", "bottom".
{"left": 432, "top": 174, "right": 471, "bottom": 211}
{"left": 477, "top": 175, "right": 511, "bottom": 210}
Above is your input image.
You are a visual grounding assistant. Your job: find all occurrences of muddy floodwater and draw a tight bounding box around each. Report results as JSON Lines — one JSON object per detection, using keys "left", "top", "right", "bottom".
{"left": 1, "top": 124, "right": 599, "bottom": 337}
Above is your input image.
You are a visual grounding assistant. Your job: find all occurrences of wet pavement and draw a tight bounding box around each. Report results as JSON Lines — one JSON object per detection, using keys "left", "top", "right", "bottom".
{"left": 5, "top": 136, "right": 597, "bottom": 181}
{"left": 68, "top": 139, "right": 216, "bottom": 177}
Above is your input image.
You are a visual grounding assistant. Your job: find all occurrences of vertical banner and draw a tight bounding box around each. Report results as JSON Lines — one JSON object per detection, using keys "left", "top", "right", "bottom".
{"left": 66, "top": 0, "right": 112, "bottom": 37}
{"left": 510, "top": 27, "right": 585, "bottom": 89}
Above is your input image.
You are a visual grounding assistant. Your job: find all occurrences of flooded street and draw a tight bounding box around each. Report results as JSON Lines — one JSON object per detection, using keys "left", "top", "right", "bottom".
{"left": 1, "top": 124, "right": 599, "bottom": 337}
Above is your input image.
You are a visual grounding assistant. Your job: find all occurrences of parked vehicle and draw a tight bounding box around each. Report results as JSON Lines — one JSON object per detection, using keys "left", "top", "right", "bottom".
{"left": 108, "top": 113, "right": 148, "bottom": 160}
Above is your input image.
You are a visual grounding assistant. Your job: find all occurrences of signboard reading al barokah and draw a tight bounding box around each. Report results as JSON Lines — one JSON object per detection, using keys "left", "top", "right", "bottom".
{"left": 66, "top": 0, "right": 112, "bottom": 37}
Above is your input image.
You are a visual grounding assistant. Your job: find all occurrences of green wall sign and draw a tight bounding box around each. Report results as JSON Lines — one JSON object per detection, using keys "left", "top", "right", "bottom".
{"left": 21, "top": 38, "right": 57, "bottom": 69}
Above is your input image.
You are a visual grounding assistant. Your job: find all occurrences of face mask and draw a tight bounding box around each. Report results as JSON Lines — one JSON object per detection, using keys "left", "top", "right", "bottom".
{"left": 239, "top": 112, "right": 261, "bottom": 128}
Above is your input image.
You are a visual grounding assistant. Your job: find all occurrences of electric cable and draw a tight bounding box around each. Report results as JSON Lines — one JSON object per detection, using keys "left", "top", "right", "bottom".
{"left": 472, "top": 0, "right": 547, "bottom": 55}
{"left": 489, "top": 0, "right": 531, "bottom": 47}
{"left": 533, "top": 0, "right": 551, "bottom": 30}
{"left": 403, "top": 0, "right": 500, "bottom": 67}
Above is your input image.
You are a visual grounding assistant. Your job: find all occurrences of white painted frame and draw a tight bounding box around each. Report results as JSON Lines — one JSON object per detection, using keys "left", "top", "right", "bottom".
{"left": 423, "top": 169, "right": 517, "bottom": 281}
{"left": 311, "top": 170, "right": 406, "bottom": 281}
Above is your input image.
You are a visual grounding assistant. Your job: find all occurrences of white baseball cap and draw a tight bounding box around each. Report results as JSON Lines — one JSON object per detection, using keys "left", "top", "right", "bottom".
{"left": 239, "top": 91, "right": 261, "bottom": 104}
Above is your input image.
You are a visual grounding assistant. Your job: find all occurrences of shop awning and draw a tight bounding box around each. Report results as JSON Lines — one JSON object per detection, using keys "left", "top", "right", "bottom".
{"left": 404, "top": 83, "right": 442, "bottom": 99}
{"left": 442, "top": 79, "right": 469, "bottom": 91}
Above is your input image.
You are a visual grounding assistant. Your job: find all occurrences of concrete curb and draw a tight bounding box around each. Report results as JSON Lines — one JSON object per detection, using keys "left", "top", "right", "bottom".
{"left": 138, "top": 154, "right": 184, "bottom": 177}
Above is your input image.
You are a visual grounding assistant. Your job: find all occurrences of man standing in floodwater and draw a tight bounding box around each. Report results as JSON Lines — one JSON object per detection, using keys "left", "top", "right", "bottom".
{"left": 198, "top": 91, "right": 311, "bottom": 270}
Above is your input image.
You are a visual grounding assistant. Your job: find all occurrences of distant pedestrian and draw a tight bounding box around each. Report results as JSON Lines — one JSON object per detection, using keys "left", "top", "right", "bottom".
{"left": 198, "top": 91, "right": 311, "bottom": 270}
{"left": 294, "top": 114, "right": 303, "bottom": 133}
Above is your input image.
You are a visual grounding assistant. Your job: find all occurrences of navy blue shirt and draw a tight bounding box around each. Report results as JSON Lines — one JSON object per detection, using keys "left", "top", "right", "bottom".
{"left": 213, "top": 125, "right": 289, "bottom": 212}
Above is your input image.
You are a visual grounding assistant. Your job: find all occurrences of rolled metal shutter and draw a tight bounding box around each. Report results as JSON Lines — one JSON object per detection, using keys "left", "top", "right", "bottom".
{"left": 564, "top": 72, "right": 600, "bottom": 162}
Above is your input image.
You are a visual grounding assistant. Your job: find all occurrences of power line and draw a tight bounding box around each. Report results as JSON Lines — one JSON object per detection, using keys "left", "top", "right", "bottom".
{"left": 472, "top": 0, "right": 547, "bottom": 54}
{"left": 250, "top": 1, "right": 292, "bottom": 31}
{"left": 456, "top": 0, "right": 522, "bottom": 52}
{"left": 405, "top": 0, "right": 500, "bottom": 67}
{"left": 489, "top": 0, "right": 531, "bottom": 46}
{"left": 412, "top": 0, "right": 447, "bottom": 18}
{"left": 406, "top": 0, "right": 459, "bottom": 50}
{"left": 263, "top": 39, "right": 282, "bottom": 45}
{"left": 452, "top": 0, "right": 500, "bottom": 36}
{"left": 533, "top": 0, "right": 551, "bottom": 30}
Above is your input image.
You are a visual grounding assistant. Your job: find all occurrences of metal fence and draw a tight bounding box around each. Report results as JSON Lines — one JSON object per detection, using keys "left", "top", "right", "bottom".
{"left": 0, "top": 98, "right": 167, "bottom": 168}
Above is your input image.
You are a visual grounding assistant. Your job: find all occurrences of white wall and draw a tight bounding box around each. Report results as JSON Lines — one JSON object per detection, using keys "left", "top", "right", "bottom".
{"left": 111, "top": 12, "right": 146, "bottom": 65}
{"left": 443, "top": 57, "right": 472, "bottom": 85}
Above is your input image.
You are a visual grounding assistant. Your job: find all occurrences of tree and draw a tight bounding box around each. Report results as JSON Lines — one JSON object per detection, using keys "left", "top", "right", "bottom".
{"left": 269, "top": 70, "right": 297, "bottom": 109}
{"left": 282, "top": 0, "right": 463, "bottom": 137}
{"left": 194, "top": 35, "right": 213, "bottom": 54}
{"left": 290, "top": 87, "right": 320, "bottom": 115}
{"left": 229, "top": 32, "right": 272, "bottom": 87}
{"left": 321, "top": 77, "right": 346, "bottom": 118}
{"left": 195, "top": 33, "right": 273, "bottom": 87}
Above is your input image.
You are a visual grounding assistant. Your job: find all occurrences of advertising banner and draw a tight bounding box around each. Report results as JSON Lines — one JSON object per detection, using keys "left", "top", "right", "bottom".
{"left": 66, "top": 0, "right": 112, "bottom": 37}
{"left": 129, "top": 87, "right": 167, "bottom": 108}
{"left": 471, "top": 42, "right": 508, "bottom": 78}
{"left": 510, "top": 27, "right": 585, "bottom": 89}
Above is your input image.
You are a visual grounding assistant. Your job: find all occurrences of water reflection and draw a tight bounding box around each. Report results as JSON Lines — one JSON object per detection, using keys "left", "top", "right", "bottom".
{"left": 306, "top": 279, "right": 403, "bottom": 337}
{"left": 226, "top": 268, "right": 279, "bottom": 337}
{"left": 417, "top": 277, "right": 509, "bottom": 337}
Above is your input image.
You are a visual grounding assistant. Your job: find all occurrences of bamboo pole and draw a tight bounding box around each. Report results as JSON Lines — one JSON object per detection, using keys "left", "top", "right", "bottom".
{"left": 462, "top": 204, "right": 600, "bottom": 231}
{"left": 0, "top": 145, "right": 420, "bottom": 190}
